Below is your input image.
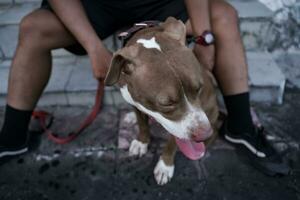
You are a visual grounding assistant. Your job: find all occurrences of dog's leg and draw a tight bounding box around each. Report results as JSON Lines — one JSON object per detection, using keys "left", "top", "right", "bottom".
{"left": 129, "top": 108, "right": 150, "bottom": 157}
{"left": 154, "top": 136, "right": 177, "bottom": 185}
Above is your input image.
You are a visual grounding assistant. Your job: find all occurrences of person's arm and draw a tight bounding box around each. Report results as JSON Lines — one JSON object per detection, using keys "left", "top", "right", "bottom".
{"left": 184, "top": 0, "right": 211, "bottom": 36}
{"left": 48, "top": 0, "right": 111, "bottom": 80}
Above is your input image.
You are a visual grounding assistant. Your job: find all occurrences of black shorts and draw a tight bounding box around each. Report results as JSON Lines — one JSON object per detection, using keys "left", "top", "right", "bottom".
{"left": 41, "top": 0, "right": 189, "bottom": 55}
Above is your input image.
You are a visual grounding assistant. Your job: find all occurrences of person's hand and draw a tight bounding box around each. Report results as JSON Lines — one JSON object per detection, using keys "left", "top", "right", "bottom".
{"left": 87, "top": 43, "right": 112, "bottom": 81}
{"left": 193, "top": 44, "right": 215, "bottom": 71}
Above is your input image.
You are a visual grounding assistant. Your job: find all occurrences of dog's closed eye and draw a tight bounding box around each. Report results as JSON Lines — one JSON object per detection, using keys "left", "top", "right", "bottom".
{"left": 196, "top": 86, "right": 203, "bottom": 94}
{"left": 193, "top": 82, "right": 203, "bottom": 93}
{"left": 157, "top": 94, "right": 180, "bottom": 107}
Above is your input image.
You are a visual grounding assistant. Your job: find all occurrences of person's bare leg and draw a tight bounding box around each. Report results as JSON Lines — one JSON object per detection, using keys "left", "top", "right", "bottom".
{"left": 210, "top": 0, "right": 248, "bottom": 95}
{"left": 0, "top": 9, "right": 78, "bottom": 153}
{"left": 7, "top": 9, "right": 77, "bottom": 110}
{"left": 185, "top": 0, "right": 248, "bottom": 95}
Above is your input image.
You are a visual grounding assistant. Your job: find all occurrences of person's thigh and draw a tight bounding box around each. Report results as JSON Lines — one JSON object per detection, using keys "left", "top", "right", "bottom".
{"left": 41, "top": 0, "right": 124, "bottom": 55}
{"left": 19, "top": 9, "right": 77, "bottom": 50}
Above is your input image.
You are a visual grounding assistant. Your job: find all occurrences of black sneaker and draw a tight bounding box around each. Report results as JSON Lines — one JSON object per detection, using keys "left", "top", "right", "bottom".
{"left": 221, "top": 121, "right": 290, "bottom": 176}
{"left": 0, "top": 144, "right": 28, "bottom": 158}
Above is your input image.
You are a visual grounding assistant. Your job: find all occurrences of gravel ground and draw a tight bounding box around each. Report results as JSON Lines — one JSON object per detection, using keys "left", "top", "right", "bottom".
{"left": 0, "top": 89, "right": 299, "bottom": 200}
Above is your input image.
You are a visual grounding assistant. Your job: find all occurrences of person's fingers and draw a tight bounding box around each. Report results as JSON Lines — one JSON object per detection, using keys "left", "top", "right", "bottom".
{"left": 89, "top": 50, "right": 112, "bottom": 80}
{"left": 92, "top": 67, "right": 107, "bottom": 80}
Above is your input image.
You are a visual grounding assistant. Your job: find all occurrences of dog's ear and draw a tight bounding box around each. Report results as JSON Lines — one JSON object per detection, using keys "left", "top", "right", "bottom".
{"left": 161, "top": 17, "right": 186, "bottom": 45}
{"left": 104, "top": 45, "right": 139, "bottom": 86}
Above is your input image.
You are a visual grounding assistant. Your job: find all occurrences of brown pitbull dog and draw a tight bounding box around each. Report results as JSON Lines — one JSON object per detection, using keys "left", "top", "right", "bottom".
{"left": 105, "top": 17, "right": 219, "bottom": 185}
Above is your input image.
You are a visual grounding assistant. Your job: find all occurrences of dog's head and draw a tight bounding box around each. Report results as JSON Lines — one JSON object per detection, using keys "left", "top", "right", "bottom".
{"left": 105, "top": 17, "right": 214, "bottom": 151}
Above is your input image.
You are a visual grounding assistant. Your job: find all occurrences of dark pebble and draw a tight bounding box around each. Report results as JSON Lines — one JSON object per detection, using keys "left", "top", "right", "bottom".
{"left": 51, "top": 160, "right": 60, "bottom": 167}
{"left": 39, "top": 163, "right": 50, "bottom": 174}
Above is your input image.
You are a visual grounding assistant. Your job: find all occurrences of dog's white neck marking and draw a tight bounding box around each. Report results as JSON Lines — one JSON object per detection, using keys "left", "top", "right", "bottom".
{"left": 120, "top": 85, "right": 210, "bottom": 139}
{"left": 137, "top": 37, "right": 161, "bottom": 51}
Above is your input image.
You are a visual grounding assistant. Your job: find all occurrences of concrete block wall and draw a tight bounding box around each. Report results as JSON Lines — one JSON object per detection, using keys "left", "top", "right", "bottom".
{"left": 0, "top": 0, "right": 287, "bottom": 106}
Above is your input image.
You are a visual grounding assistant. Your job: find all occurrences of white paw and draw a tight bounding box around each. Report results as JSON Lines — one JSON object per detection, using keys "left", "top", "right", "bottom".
{"left": 123, "top": 112, "right": 137, "bottom": 124}
{"left": 154, "top": 158, "right": 174, "bottom": 185}
{"left": 129, "top": 139, "right": 148, "bottom": 157}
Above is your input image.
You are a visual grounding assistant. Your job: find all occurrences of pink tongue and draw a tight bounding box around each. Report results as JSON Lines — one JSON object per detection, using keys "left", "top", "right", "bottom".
{"left": 175, "top": 138, "right": 206, "bottom": 160}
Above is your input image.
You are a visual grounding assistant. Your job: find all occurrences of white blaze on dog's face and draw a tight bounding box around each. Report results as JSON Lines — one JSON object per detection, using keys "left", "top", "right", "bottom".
{"left": 120, "top": 85, "right": 211, "bottom": 140}
{"left": 137, "top": 37, "right": 162, "bottom": 51}
{"left": 105, "top": 17, "right": 213, "bottom": 142}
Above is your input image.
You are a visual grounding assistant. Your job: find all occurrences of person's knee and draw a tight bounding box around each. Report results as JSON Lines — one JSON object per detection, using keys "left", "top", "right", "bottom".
{"left": 19, "top": 12, "right": 49, "bottom": 48}
{"left": 211, "top": 1, "right": 239, "bottom": 30}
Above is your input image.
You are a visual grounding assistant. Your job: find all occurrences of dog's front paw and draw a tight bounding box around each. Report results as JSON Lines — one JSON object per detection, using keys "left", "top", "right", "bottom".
{"left": 154, "top": 158, "right": 174, "bottom": 185}
{"left": 129, "top": 139, "right": 148, "bottom": 157}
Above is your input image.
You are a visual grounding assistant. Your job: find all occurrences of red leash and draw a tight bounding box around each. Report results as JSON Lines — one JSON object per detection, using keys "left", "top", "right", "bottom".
{"left": 32, "top": 80, "right": 105, "bottom": 144}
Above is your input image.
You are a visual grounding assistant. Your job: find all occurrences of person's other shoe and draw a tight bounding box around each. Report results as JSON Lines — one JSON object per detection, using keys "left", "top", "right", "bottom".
{"left": 0, "top": 143, "right": 28, "bottom": 158}
{"left": 221, "top": 121, "right": 290, "bottom": 176}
